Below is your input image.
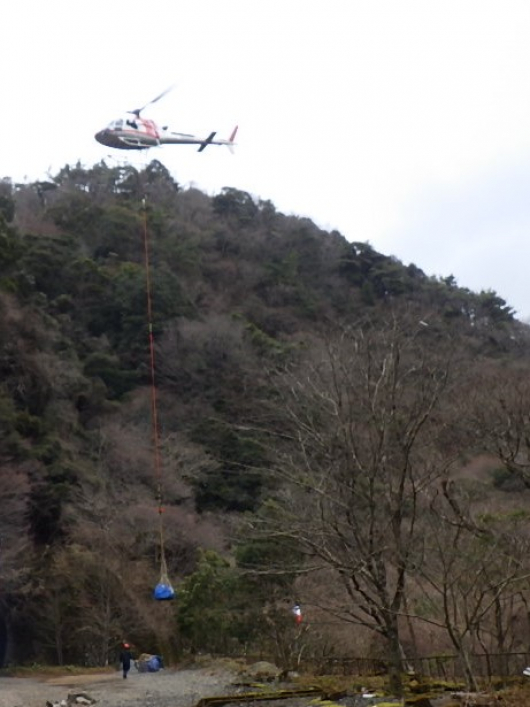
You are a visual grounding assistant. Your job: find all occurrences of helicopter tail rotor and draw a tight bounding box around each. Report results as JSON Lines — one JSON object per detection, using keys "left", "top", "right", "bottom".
{"left": 227, "top": 125, "right": 238, "bottom": 154}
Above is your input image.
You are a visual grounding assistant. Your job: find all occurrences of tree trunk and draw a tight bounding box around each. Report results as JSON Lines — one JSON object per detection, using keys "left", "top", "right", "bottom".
{"left": 0, "top": 611, "right": 9, "bottom": 668}
{"left": 386, "top": 621, "right": 404, "bottom": 697}
{"left": 460, "top": 646, "right": 478, "bottom": 692}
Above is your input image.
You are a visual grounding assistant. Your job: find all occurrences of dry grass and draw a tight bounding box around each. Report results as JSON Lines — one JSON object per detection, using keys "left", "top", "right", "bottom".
{"left": 292, "top": 672, "right": 530, "bottom": 705}
{"left": 492, "top": 684, "right": 530, "bottom": 706}
{"left": 0, "top": 665, "right": 116, "bottom": 679}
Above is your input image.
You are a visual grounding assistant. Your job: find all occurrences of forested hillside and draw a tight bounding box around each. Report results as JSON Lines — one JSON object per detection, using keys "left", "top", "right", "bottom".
{"left": 1, "top": 161, "right": 530, "bottom": 690}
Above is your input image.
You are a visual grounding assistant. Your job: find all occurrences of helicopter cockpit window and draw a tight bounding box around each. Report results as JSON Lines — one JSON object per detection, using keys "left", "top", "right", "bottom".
{"left": 107, "top": 119, "right": 123, "bottom": 130}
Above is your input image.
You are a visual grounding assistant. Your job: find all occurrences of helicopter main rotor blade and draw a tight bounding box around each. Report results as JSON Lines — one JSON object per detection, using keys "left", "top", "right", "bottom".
{"left": 130, "top": 83, "right": 177, "bottom": 117}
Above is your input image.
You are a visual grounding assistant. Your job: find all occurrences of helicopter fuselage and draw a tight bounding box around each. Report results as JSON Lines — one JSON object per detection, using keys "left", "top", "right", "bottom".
{"left": 95, "top": 116, "right": 238, "bottom": 152}
{"left": 95, "top": 117, "right": 161, "bottom": 150}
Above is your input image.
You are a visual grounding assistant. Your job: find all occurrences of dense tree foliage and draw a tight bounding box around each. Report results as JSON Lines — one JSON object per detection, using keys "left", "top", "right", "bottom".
{"left": 0, "top": 162, "right": 529, "bottom": 687}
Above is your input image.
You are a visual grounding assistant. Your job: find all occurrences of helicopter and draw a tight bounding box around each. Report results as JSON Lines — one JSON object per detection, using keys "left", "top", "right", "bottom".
{"left": 95, "top": 86, "right": 238, "bottom": 152}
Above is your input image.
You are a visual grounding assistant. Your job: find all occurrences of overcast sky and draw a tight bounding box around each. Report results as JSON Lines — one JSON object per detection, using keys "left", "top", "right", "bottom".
{"left": 3, "top": 1, "right": 530, "bottom": 317}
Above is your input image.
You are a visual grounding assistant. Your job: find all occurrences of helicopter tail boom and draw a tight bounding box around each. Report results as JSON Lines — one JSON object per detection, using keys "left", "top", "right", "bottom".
{"left": 196, "top": 125, "right": 238, "bottom": 153}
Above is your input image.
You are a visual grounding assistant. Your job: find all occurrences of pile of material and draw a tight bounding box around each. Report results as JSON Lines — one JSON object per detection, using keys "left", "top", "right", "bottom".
{"left": 46, "top": 692, "right": 97, "bottom": 707}
{"left": 135, "top": 653, "right": 164, "bottom": 672}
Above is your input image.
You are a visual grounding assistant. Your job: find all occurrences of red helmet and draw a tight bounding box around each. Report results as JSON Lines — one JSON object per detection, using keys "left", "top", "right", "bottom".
{"left": 123, "top": 643, "right": 130, "bottom": 648}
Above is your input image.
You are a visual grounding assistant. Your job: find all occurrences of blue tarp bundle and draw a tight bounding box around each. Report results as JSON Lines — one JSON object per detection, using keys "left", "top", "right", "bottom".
{"left": 153, "top": 582, "right": 176, "bottom": 600}
{"left": 146, "top": 655, "right": 163, "bottom": 672}
{"left": 154, "top": 555, "right": 175, "bottom": 601}
{"left": 137, "top": 654, "right": 165, "bottom": 672}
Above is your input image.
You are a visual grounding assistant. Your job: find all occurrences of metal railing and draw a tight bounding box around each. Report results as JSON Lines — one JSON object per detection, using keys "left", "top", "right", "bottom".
{"left": 317, "top": 652, "right": 530, "bottom": 679}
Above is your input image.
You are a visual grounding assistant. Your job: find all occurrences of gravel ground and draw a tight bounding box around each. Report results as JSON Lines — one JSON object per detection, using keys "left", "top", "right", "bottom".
{"left": 0, "top": 665, "right": 459, "bottom": 707}
{"left": 0, "top": 665, "right": 240, "bottom": 707}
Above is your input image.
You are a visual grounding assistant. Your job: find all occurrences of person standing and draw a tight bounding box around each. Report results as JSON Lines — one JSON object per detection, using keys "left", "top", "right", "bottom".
{"left": 120, "top": 642, "right": 133, "bottom": 679}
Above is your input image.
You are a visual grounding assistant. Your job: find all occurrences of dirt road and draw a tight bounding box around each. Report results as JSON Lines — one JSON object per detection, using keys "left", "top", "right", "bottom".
{"left": 0, "top": 665, "right": 237, "bottom": 707}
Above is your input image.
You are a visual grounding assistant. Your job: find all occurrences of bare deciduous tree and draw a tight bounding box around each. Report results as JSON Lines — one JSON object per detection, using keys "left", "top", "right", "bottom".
{"left": 410, "top": 482, "right": 530, "bottom": 689}
{"left": 467, "top": 361, "right": 530, "bottom": 488}
{"left": 253, "top": 314, "right": 461, "bottom": 695}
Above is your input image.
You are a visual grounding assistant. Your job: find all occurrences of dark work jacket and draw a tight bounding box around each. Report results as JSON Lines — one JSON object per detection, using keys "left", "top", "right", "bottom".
{"left": 120, "top": 650, "right": 132, "bottom": 669}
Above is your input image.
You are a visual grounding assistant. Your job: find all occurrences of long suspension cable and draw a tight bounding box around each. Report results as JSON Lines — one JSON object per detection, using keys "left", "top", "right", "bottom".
{"left": 141, "top": 196, "right": 167, "bottom": 568}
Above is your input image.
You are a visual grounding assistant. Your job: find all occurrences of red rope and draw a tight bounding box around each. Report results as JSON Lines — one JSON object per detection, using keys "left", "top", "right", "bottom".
{"left": 141, "top": 198, "right": 166, "bottom": 545}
